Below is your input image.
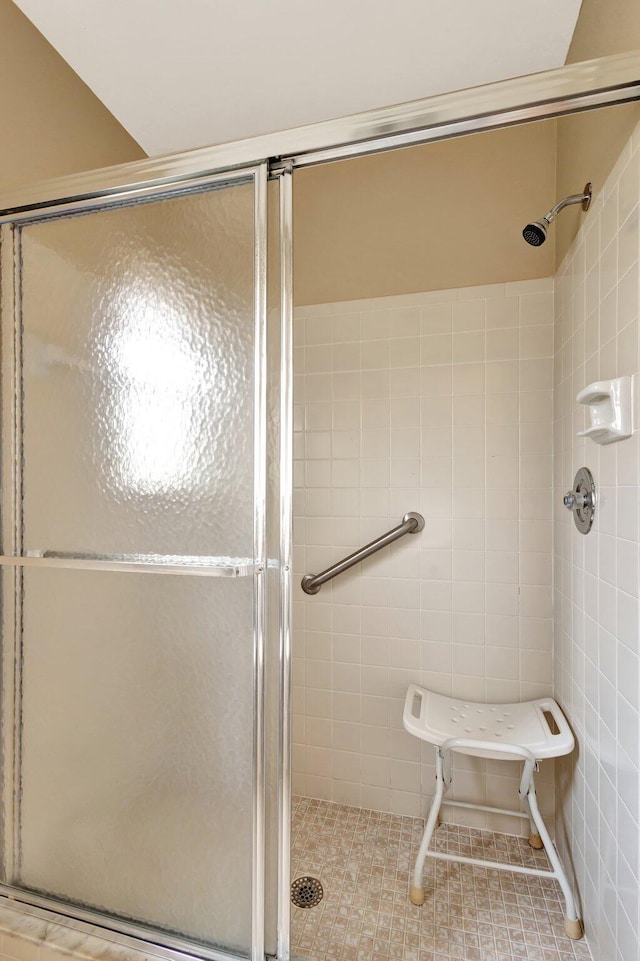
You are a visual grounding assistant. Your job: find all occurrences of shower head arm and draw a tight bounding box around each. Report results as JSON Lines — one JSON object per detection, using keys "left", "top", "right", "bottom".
{"left": 544, "top": 183, "right": 592, "bottom": 225}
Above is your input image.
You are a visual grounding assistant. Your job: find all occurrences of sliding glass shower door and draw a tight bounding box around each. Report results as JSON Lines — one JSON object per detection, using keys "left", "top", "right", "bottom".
{"left": 0, "top": 164, "right": 282, "bottom": 961}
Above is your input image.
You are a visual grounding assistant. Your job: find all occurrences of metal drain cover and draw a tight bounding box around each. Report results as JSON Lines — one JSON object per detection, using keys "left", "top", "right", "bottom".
{"left": 291, "top": 876, "right": 323, "bottom": 908}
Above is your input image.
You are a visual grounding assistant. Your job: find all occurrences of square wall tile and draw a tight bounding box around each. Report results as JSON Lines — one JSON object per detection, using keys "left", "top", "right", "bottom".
{"left": 294, "top": 278, "right": 554, "bottom": 836}
{"left": 553, "top": 120, "right": 640, "bottom": 961}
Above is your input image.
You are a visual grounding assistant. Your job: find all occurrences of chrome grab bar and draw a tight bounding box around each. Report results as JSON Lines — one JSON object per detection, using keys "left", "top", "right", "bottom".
{"left": 301, "top": 512, "right": 425, "bottom": 595}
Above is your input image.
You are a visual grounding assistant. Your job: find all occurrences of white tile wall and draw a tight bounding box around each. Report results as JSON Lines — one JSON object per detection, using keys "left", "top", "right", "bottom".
{"left": 554, "top": 123, "right": 640, "bottom": 961}
{"left": 293, "top": 279, "right": 555, "bottom": 830}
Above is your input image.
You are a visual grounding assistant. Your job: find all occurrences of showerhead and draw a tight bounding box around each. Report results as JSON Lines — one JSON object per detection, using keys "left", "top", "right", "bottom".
{"left": 523, "top": 182, "right": 592, "bottom": 248}
{"left": 523, "top": 221, "right": 548, "bottom": 247}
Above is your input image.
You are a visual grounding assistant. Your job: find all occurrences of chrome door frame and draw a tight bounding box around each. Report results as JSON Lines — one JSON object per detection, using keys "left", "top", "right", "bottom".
{"left": 0, "top": 51, "right": 639, "bottom": 220}
{"left": 0, "top": 47, "right": 639, "bottom": 961}
{"left": 0, "top": 163, "right": 269, "bottom": 961}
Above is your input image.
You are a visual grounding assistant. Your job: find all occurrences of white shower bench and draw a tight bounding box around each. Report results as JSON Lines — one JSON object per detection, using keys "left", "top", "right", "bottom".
{"left": 403, "top": 683, "right": 582, "bottom": 940}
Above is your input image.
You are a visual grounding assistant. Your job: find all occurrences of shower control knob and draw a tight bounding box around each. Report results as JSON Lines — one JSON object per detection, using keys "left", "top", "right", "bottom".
{"left": 563, "top": 467, "right": 596, "bottom": 535}
{"left": 563, "top": 490, "right": 591, "bottom": 511}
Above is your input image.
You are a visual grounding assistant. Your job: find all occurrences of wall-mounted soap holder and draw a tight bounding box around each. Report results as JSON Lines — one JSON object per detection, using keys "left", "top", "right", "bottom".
{"left": 576, "top": 376, "right": 632, "bottom": 444}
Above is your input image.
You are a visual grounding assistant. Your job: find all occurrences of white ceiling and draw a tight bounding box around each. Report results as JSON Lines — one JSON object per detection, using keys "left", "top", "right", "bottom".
{"left": 14, "top": 0, "right": 582, "bottom": 157}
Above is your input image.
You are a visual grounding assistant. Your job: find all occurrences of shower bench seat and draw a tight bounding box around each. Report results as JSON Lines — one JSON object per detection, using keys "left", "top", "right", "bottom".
{"left": 403, "top": 683, "right": 582, "bottom": 940}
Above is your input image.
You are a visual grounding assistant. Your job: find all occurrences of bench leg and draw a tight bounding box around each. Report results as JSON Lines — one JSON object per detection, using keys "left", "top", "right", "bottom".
{"left": 522, "top": 791, "right": 543, "bottom": 849}
{"left": 526, "top": 775, "right": 583, "bottom": 940}
{"left": 410, "top": 748, "right": 446, "bottom": 905}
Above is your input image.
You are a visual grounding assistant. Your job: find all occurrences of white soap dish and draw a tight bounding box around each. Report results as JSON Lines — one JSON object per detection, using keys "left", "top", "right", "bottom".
{"left": 576, "top": 376, "right": 632, "bottom": 444}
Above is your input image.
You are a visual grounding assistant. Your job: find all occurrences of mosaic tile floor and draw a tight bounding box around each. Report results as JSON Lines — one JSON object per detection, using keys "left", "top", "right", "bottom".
{"left": 291, "top": 796, "right": 592, "bottom": 961}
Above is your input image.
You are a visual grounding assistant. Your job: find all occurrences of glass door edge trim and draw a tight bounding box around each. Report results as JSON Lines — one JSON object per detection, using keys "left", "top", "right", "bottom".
{"left": 0, "top": 168, "right": 260, "bottom": 225}
{"left": 0, "top": 889, "right": 249, "bottom": 961}
{"left": 250, "top": 162, "right": 268, "bottom": 961}
{"left": 275, "top": 165, "right": 293, "bottom": 961}
{"left": 0, "top": 555, "right": 259, "bottom": 577}
{"left": 0, "top": 49, "right": 639, "bottom": 219}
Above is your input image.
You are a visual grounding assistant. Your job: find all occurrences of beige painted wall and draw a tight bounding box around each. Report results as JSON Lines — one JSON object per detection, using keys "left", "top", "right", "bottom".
{"left": 0, "top": 0, "right": 143, "bottom": 195}
{"left": 295, "top": 0, "right": 640, "bottom": 306}
{"left": 555, "top": 0, "right": 640, "bottom": 263}
{"left": 294, "top": 121, "right": 557, "bottom": 306}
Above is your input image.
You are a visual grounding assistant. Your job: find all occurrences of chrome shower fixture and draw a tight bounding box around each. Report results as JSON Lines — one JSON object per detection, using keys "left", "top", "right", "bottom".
{"left": 523, "top": 182, "right": 592, "bottom": 246}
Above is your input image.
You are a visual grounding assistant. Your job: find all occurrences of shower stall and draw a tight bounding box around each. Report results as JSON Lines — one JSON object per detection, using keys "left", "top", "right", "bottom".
{"left": 0, "top": 50, "right": 637, "bottom": 961}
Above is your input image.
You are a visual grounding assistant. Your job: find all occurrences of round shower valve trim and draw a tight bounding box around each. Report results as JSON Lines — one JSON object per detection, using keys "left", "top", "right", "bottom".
{"left": 563, "top": 467, "right": 596, "bottom": 534}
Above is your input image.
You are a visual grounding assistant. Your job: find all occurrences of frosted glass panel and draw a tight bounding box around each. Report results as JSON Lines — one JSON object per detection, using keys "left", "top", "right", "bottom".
{"left": 0, "top": 171, "right": 272, "bottom": 959}
{"left": 17, "top": 567, "right": 253, "bottom": 953}
{"left": 20, "top": 183, "right": 255, "bottom": 557}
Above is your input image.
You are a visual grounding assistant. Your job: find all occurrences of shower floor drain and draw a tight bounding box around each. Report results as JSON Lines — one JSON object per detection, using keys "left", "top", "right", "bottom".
{"left": 291, "top": 876, "right": 323, "bottom": 908}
